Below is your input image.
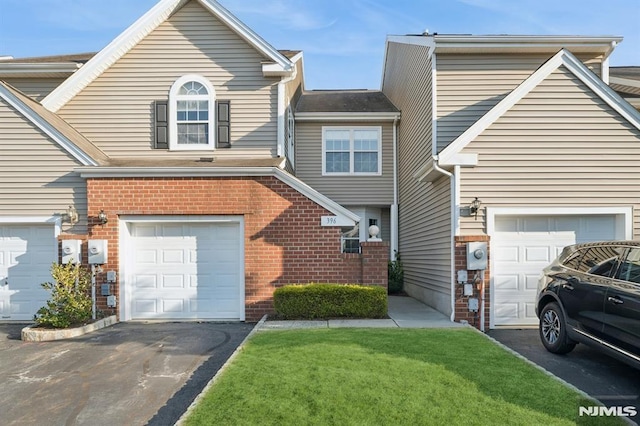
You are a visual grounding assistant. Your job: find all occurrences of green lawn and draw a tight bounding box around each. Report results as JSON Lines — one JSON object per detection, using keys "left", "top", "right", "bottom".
{"left": 185, "top": 328, "right": 623, "bottom": 426}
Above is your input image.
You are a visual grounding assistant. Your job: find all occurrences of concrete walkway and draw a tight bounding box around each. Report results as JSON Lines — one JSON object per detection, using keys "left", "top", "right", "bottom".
{"left": 260, "top": 295, "right": 466, "bottom": 330}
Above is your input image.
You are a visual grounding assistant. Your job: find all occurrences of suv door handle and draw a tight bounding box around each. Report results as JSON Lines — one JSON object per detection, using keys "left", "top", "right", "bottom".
{"left": 607, "top": 296, "right": 624, "bottom": 305}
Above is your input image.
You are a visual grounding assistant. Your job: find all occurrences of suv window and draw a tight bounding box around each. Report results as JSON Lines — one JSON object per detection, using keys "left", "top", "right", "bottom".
{"left": 615, "top": 247, "right": 640, "bottom": 284}
{"left": 564, "top": 246, "right": 624, "bottom": 277}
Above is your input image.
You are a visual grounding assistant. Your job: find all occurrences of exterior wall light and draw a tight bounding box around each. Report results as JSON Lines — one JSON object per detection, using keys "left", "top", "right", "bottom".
{"left": 98, "top": 210, "right": 108, "bottom": 225}
{"left": 469, "top": 197, "right": 482, "bottom": 220}
{"left": 66, "top": 205, "right": 78, "bottom": 225}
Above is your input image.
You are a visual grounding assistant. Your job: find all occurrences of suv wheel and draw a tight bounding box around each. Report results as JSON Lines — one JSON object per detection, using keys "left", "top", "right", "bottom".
{"left": 539, "top": 302, "right": 576, "bottom": 354}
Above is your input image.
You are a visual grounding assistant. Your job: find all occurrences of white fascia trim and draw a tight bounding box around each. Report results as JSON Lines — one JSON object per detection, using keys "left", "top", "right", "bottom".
{"left": 74, "top": 166, "right": 360, "bottom": 225}
{"left": 562, "top": 51, "right": 640, "bottom": 130}
{"left": 295, "top": 112, "right": 400, "bottom": 122}
{"left": 0, "top": 85, "right": 98, "bottom": 166}
{"left": 199, "top": 0, "right": 292, "bottom": 71}
{"left": 0, "top": 63, "right": 81, "bottom": 75}
{"left": 486, "top": 206, "right": 633, "bottom": 239}
{"left": 76, "top": 166, "right": 281, "bottom": 178}
{"left": 43, "top": 0, "right": 181, "bottom": 112}
{"left": 0, "top": 216, "right": 62, "bottom": 237}
{"left": 439, "top": 49, "right": 640, "bottom": 165}
{"left": 42, "top": 0, "right": 293, "bottom": 112}
{"left": 432, "top": 35, "right": 623, "bottom": 52}
{"left": 386, "top": 35, "right": 435, "bottom": 49}
{"left": 610, "top": 76, "right": 640, "bottom": 89}
{"left": 437, "top": 153, "right": 478, "bottom": 167}
{"left": 274, "top": 169, "right": 360, "bottom": 225}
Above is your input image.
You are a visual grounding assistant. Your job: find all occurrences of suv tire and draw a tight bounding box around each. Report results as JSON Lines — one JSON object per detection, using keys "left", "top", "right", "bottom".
{"left": 539, "top": 302, "right": 576, "bottom": 354}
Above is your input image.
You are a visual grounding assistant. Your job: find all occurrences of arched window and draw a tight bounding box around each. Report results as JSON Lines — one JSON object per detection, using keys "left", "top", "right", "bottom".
{"left": 169, "top": 75, "right": 216, "bottom": 150}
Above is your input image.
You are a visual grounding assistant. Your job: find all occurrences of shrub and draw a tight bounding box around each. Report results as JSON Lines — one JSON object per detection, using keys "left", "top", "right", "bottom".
{"left": 388, "top": 252, "right": 404, "bottom": 294}
{"left": 34, "top": 262, "right": 92, "bottom": 328}
{"left": 273, "top": 283, "right": 387, "bottom": 319}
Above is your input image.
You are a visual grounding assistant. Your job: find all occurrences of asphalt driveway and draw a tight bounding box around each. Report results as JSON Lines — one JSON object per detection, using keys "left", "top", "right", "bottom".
{"left": 489, "top": 328, "right": 640, "bottom": 424}
{"left": 0, "top": 321, "right": 254, "bottom": 426}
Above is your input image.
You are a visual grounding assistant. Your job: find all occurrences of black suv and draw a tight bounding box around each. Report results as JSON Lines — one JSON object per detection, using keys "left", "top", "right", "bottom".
{"left": 536, "top": 241, "right": 640, "bottom": 369}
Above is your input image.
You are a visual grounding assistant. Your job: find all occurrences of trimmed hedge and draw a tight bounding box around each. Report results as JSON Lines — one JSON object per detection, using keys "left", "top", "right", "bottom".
{"left": 273, "top": 283, "right": 387, "bottom": 320}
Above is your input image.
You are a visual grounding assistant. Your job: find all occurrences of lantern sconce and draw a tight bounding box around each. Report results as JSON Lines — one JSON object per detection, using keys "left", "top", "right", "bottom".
{"left": 469, "top": 197, "right": 482, "bottom": 220}
{"left": 98, "top": 210, "right": 108, "bottom": 225}
{"left": 65, "top": 205, "right": 78, "bottom": 225}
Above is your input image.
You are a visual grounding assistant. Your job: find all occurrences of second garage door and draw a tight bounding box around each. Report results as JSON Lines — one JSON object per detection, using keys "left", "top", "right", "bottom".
{"left": 128, "top": 221, "right": 243, "bottom": 320}
{"left": 492, "top": 215, "right": 617, "bottom": 327}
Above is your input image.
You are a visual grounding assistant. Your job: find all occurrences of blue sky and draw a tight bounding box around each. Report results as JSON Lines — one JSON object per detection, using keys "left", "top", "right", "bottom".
{"left": 0, "top": 0, "right": 638, "bottom": 89}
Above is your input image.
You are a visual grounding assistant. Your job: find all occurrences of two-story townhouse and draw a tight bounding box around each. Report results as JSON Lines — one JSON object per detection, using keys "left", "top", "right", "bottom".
{"left": 0, "top": 0, "right": 390, "bottom": 323}
{"left": 294, "top": 90, "right": 400, "bottom": 255}
{"left": 382, "top": 34, "right": 640, "bottom": 329}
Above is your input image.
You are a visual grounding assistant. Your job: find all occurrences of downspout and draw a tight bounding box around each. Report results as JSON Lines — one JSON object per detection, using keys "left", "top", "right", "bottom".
{"left": 390, "top": 117, "right": 399, "bottom": 260}
{"left": 430, "top": 50, "right": 459, "bottom": 322}
{"left": 277, "top": 67, "right": 297, "bottom": 158}
{"left": 601, "top": 40, "right": 617, "bottom": 85}
{"left": 432, "top": 161, "right": 457, "bottom": 322}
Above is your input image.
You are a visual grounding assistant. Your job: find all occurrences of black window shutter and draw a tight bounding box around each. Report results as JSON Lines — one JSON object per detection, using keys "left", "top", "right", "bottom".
{"left": 154, "top": 100, "right": 169, "bottom": 149}
{"left": 216, "top": 100, "right": 231, "bottom": 148}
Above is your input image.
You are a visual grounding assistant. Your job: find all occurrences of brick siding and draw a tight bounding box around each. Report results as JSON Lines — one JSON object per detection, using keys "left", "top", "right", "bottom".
{"left": 73, "top": 176, "right": 388, "bottom": 321}
{"left": 454, "top": 235, "right": 490, "bottom": 330}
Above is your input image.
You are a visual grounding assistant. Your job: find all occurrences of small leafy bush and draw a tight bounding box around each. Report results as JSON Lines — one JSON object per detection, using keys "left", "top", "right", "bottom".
{"left": 388, "top": 252, "right": 404, "bottom": 294}
{"left": 273, "top": 283, "right": 387, "bottom": 319}
{"left": 34, "top": 262, "right": 92, "bottom": 328}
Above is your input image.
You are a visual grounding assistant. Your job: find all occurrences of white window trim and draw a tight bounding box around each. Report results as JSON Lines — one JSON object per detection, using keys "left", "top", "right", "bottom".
{"left": 322, "top": 126, "right": 382, "bottom": 176}
{"left": 169, "top": 74, "right": 216, "bottom": 151}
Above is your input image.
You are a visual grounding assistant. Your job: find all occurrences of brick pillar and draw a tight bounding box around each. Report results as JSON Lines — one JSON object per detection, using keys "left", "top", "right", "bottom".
{"left": 454, "top": 235, "right": 490, "bottom": 331}
{"left": 360, "top": 241, "right": 389, "bottom": 289}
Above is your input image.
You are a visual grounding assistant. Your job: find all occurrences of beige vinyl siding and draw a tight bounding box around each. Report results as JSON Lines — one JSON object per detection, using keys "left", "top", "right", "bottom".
{"left": 1, "top": 78, "right": 66, "bottom": 101}
{"left": 294, "top": 121, "right": 394, "bottom": 205}
{"left": 436, "top": 53, "right": 603, "bottom": 153}
{"left": 0, "top": 99, "right": 87, "bottom": 232}
{"left": 381, "top": 207, "right": 390, "bottom": 242}
{"left": 459, "top": 65, "right": 640, "bottom": 236}
{"left": 284, "top": 58, "right": 303, "bottom": 172}
{"left": 382, "top": 42, "right": 452, "bottom": 314}
{"left": 57, "top": 0, "right": 278, "bottom": 159}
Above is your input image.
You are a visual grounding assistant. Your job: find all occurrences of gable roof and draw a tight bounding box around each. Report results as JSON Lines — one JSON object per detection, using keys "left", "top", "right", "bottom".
{"left": 0, "top": 81, "right": 109, "bottom": 166}
{"left": 438, "top": 49, "right": 640, "bottom": 166}
{"left": 42, "top": 0, "right": 294, "bottom": 112}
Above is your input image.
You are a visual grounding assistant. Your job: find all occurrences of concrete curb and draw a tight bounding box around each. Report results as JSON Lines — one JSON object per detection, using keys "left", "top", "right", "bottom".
{"left": 174, "top": 315, "right": 268, "bottom": 426}
{"left": 21, "top": 315, "right": 118, "bottom": 342}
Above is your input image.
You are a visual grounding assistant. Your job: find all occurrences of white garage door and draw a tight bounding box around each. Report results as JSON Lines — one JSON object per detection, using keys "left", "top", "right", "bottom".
{"left": 492, "top": 215, "right": 617, "bottom": 327}
{"left": 129, "top": 222, "right": 242, "bottom": 320}
{"left": 0, "top": 224, "right": 56, "bottom": 321}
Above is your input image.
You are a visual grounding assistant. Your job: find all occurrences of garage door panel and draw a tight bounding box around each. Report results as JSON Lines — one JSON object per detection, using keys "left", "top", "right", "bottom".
{"left": 493, "top": 245, "right": 519, "bottom": 262}
{"left": 525, "top": 246, "right": 551, "bottom": 262}
{"left": 162, "top": 250, "right": 185, "bottom": 264}
{"left": 495, "top": 274, "right": 519, "bottom": 290}
{"left": 129, "top": 221, "right": 242, "bottom": 320}
{"left": 134, "top": 275, "right": 157, "bottom": 289}
{"left": 162, "top": 275, "right": 185, "bottom": 288}
{"left": 493, "top": 214, "right": 616, "bottom": 327}
{"left": 0, "top": 224, "right": 56, "bottom": 321}
{"left": 525, "top": 275, "right": 540, "bottom": 290}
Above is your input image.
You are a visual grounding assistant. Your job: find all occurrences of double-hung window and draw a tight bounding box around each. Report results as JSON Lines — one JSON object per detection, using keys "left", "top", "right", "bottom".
{"left": 169, "top": 75, "right": 216, "bottom": 150}
{"left": 322, "top": 127, "right": 381, "bottom": 175}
